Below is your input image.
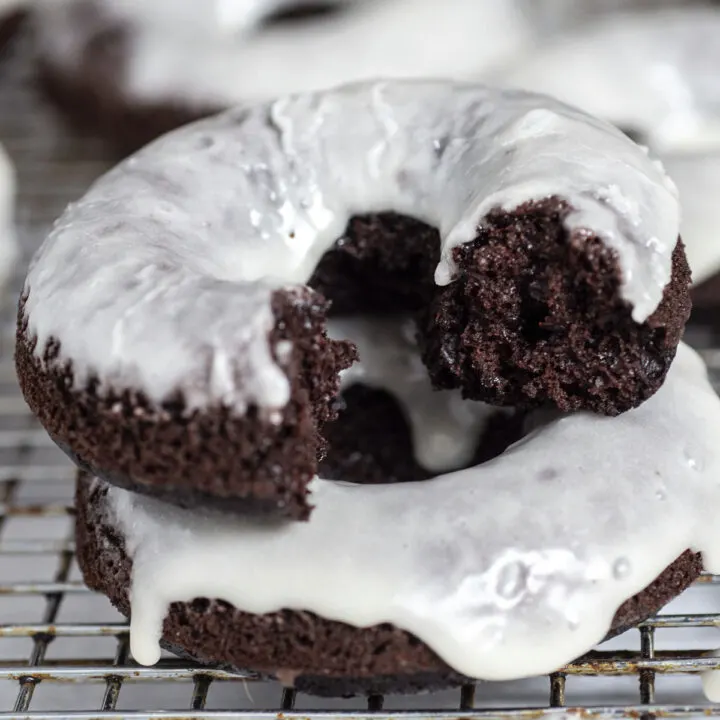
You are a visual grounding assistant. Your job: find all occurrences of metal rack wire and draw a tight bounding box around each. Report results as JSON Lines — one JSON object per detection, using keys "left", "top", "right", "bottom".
{"left": 4, "top": 23, "right": 720, "bottom": 720}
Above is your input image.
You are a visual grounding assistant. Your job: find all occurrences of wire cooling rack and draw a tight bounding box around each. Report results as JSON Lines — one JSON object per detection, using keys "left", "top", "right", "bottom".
{"left": 5, "top": 22, "right": 720, "bottom": 720}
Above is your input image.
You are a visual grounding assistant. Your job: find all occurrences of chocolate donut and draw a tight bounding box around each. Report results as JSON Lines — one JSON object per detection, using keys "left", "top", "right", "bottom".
{"left": 16, "top": 81, "right": 691, "bottom": 517}
{"left": 72, "top": 340, "right": 720, "bottom": 696}
{"left": 33, "top": 0, "right": 531, "bottom": 154}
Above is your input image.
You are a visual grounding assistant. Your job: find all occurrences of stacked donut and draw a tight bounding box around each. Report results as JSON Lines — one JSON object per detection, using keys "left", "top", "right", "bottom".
{"left": 16, "top": 79, "right": 720, "bottom": 696}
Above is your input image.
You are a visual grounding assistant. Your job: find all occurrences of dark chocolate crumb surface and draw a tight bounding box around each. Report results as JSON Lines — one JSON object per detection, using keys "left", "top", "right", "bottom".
{"left": 418, "top": 199, "right": 690, "bottom": 415}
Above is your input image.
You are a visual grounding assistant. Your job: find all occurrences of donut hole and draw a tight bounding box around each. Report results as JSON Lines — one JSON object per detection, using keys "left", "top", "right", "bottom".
{"left": 310, "top": 213, "right": 440, "bottom": 316}
{"left": 260, "top": 2, "right": 346, "bottom": 28}
{"left": 309, "top": 213, "right": 525, "bottom": 485}
{"left": 306, "top": 203, "right": 685, "bottom": 483}
{"left": 318, "top": 385, "right": 525, "bottom": 485}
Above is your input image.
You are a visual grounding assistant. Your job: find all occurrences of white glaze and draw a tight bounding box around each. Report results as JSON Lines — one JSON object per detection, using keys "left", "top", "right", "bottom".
{"left": 97, "top": 342, "right": 720, "bottom": 680}
{"left": 35, "top": 0, "right": 531, "bottom": 107}
{"left": 24, "top": 81, "right": 680, "bottom": 413}
{"left": 0, "top": 144, "right": 18, "bottom": 291}
{"left": 499, "top": 7, "right": 720, "bottom": 285}
{"left": 328, "top": 316, "right": 500, "bottom": 473}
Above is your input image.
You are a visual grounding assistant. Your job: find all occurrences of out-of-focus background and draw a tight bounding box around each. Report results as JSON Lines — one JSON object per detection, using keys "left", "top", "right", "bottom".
{"left": 2, "top": 1, "right": 720, "bottom": 717}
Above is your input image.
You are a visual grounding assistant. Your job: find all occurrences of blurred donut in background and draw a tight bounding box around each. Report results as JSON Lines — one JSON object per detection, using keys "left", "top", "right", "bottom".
{"left": 32, "top": 0, "right": 532, "bottom": 154}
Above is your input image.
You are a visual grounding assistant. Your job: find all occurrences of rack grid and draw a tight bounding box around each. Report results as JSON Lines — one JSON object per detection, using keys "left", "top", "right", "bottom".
{"left": 4, "top": 21, "right": 720, "bottom": 720}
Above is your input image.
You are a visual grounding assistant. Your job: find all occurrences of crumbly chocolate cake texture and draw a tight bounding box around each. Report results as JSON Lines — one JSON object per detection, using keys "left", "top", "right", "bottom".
{"left": 419, "top": 199, "right": 691, "bottom": 415}
{"left": 16, "top": 288, "right": 356, "bottom": 520}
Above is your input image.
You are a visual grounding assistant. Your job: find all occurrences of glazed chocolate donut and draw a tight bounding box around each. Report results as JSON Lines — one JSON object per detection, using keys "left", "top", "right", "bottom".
{"left": 73, "top": 341, "right": 720, "bottom": 696}
{"left": 16, "top": 81, "right": 690, "bottom": 518}
{"left": 499, "top": 6, "right": 720, "bottom": 308}
{"left": 33, "top": 0, "right": 531, "bottom": 154}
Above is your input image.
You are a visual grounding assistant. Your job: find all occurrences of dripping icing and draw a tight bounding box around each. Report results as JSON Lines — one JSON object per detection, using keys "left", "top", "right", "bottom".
{"left": 102, "top": 343, "right": 720, "bottom": 680}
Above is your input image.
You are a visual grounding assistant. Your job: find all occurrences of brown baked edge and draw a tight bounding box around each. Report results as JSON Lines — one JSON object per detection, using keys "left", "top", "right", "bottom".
{"left": 16, "top": 288, "right": 356, "bottom": 520}
{"left": 420, "top": 200, "right": 691, "bottom": 415}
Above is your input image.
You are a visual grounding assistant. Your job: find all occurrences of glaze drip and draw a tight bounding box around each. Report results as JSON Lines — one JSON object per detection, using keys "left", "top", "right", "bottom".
{"left": 102, "top": 343, "right": 720, "bottom": 680}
